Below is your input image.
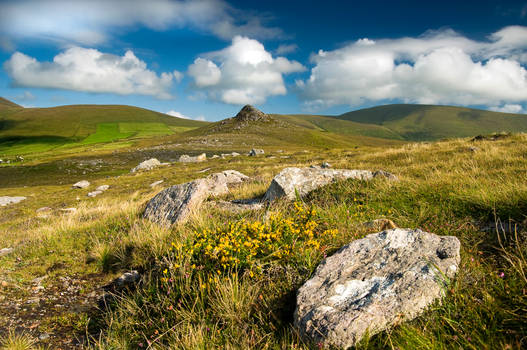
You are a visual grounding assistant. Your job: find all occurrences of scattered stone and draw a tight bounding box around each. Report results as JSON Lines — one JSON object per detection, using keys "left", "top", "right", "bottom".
{"left": 131, "top": 158, "right": 161, "bottom": 173}
{"left": 211, "top": 155, "right": 220, "bottom": 159}
{"left": 113, "top": 270, "right": 140, "bottom": 288}
{"left": 471, "top": 133, "right": 510, "bottom": 142}
{"left": 373, "top": 170, "right": 398, "bottom": 181}
{"left": 0, "top": 196, "right": 26, "bottom": 206}
{"left": 468, "top": 146, "right": 480, "bottom": 152}
{"left": 150, "top": 180, "right": 164, "bottom": 188}
{"left": 263, "top": 167, "right": 396, "bottom": 202}
{"left": 215, "top": 200, "right": 263, "bottom": 213}
{"left": 36, "top": 206, "right": 52, "bottom": 213}
{"left": 87, "top": 190, "right": 103, "bottom": 198}
{"left": 39, "top": 333, "right": 50, "bottom": 341}
{"left": 0, "top": 248, "right": 14, "bottom": 257}
{"left": 249, "top": 148, "right": 265, "bottom": 156}
{"left": 362, "top": 218, "right": 397, "bottom": 231}
{"left": 321, "top": 162, "right": 331, "bottom": 168}
{"left": 96, "top": 185, "right": 110, "bottom": 191}
{"left": 72, "top": 180, "right": 90, "bottom": 189}
{"left": 295, "top": 228, "right": 460, "bottom": 348}
{"left": 197, "top": 167, "right": 212, "bottom": 173}
{"left": 231, "top": 152, "right": 240, "bottom": 157}
{"left": 144, "top": 170, "right": 249, "bottom": 225}
{"left": 179, "top": 153, "right": 206, "bottom": 163}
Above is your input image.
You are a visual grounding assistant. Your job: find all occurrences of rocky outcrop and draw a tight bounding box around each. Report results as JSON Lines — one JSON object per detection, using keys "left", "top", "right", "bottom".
{"left": 263, "top": 167, "right": 397, "bottom": 201}
{"left": 72, "top": 180, "right": 90, "bottom": 189}
{"left": 294, "top": 228, "right": 460, "bottom": 348}
{"left": 234, "top": 105, "right": 268, "bottom": 122}
{"left": 179, "top": 153, "right": 206, "bottom": 163}
{"left": 143, "top": 170, "right": 249, "bottom": 225}
{"left": 131, "top": 158, "right": 161, "bottom": 173}
{"left": 0, "top": 196, "right": 26, "bottom": 206}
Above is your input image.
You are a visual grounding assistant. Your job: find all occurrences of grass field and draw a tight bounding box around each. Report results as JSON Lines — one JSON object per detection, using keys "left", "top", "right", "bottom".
{"left": 0, "top": 131, "right": 526, "bottom": 349}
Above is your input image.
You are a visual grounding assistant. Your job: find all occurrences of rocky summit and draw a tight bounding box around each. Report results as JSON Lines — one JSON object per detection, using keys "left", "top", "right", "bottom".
{"left": 233, "top": 105, "right": 269, "bottom": 122}
{"left": 294, "top": 228, "right": 461, "bottom": 348}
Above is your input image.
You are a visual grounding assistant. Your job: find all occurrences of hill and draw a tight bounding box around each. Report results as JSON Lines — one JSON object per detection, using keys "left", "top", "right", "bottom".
{"left": 184, "top": 105, "right": 405, "bottom": 149}
{"left": 337, "top": 104, "right": 527, "bottom": 140}
{"left": 0, "top": 98, "right": 208, "bottom": 155}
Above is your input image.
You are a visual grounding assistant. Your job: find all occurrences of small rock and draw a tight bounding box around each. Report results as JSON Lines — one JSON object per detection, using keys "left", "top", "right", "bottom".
{"left": 179, "top": 153, "right": 206, "bottom": 163}
{"left": 373, "top": 170, "right": 398, "bottom": 181}
{"left": 231, "top": 152, "right": 240, "bottom": 157}
{"left": 36, "top": 206, "right": 52, "bottom": 213}
{"left": 249, "top": 148, "right": 264, "bottom": 156}
{"left": 468, "top": 146, "right": 480, "bottom": 152}
{"left": 215, "top": 200, "right": 263, "bottom": 213}
{"left": 131, "top": 158, "right": 161, "bottom": 173}
{"left": 0, "top": 248, "right": 14, "bottom": 257}
{"left": 321, "top": 162, "right": 331, "bottom": 168}
{"left": 211, "top": 155, "right": 220, "bottom": 159}
{"left": 96, "top": 185, "right": 110, "bottom": 191}
{"left": 87, "top": 190, "right": 103, "bottom": 198}
{"left": 72, "top": 180, "right": 90, "bottom": 189}
{"left": 197, "top": 167, "right": 211, "bottom": 174}
{"left": 0, "top": 196, "right": 26, "bottom": 206}
{"left": 39, "top": 333, "right": 50, "bottom": 341}
{"left": 114, "top": 270, "right": 140, "bottom": 288}
{"left": 150, "top": 180, "right": 164, "bottom": 188}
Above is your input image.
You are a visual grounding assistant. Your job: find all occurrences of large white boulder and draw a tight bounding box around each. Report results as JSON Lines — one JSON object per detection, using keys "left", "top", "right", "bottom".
{"left": 263, "top": 167, "right": 396, "bottom": 201}
{"left": 294, "top": 228, "right": 460, "bottom": 348}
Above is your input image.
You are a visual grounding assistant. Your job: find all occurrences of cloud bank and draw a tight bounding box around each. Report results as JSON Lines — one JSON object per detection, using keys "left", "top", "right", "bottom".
{"left": 166, "top": 110, "right": 206, "bottom": 121}
{"left": 188, "top": 36, "right": 305, "bottom": 105}
{"left": 297, "top": 26, "right": 527, "bottom": 109}
{"left": 4, "top": 47, "right": 177, "bottom": 99}
{"left": 0, "top": 0, "right": 282, "bottom": 47}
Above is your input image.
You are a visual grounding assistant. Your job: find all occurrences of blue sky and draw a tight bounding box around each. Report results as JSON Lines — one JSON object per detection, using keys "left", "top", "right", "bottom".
{"left": 1, "top": 0, "right": 526, "bottom": 121}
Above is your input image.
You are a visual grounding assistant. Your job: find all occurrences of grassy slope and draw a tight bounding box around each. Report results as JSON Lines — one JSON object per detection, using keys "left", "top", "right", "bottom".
{"left": 338, "top": 104, "right": 527, "bottom": 140}
{"left": 185, "top": 114, "right": 405, "bottom": 149}
{"left": 0, "top": 101, "right": 208, "bottom": 156}
{"left": 0, "top": 134, "right": 526, "bottom": 349}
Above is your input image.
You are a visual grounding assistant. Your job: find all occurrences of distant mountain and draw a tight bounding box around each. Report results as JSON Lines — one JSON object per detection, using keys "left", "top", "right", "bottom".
{"left": 337, "top": 104, "right": 527, "bottom": 140}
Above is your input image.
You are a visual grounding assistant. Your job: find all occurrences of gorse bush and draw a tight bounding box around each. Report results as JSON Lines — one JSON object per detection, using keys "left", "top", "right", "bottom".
{"left": 165, "top": 202, "right": 338, "bottom": 279}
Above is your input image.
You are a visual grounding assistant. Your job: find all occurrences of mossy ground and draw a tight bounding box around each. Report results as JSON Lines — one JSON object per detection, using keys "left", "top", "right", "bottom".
{"left": 1, "top": 134, "right": 526, "bottom": 349}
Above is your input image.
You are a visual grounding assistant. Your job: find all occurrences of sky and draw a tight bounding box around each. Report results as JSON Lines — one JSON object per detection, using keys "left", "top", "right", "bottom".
{"left": 0, "top": 0, "right": 527, "bottom": 121}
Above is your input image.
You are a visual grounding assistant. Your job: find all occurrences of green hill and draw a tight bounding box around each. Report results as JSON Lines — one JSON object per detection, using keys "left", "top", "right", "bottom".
{"left": 0, "top": 99, "right": 208, "bottom": 155}
{"left": 337, "top": 104, "right": 527, "bottom": 140}
{"left": 184, "top": 109, "right": 404, "bottom": 149}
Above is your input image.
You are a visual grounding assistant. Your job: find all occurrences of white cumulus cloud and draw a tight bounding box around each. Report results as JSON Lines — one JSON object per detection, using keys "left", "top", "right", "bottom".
{"left": 490, "top": 104, "right": 524, "bottom": 114}
{"left": 4, "top": 47, "right": 177, "bottom": 99}
{"left": 298, "top": 26, "right": 527, "bottom": 109}
{"left": 188, "top": 36, "right": 305, "bottom": 105}
{"left": 166, "top": 110, "right": 206, "bottom": 121}
{"left": 0, "top": 0, "right": 282, "bottom": 48}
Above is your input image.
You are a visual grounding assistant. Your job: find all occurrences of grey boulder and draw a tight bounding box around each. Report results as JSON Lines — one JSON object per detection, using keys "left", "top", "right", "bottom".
{"left": 294, "top": 228, "right": 460, "bottom": 348}
{"left": 72, "top": 180, "right": 90, "bottom": 189}
{"left": 143, "top": 170, "right": 249, "bottom": 225}
{"left": 131, "top": 158, "right": 161, "bottom": 173}
{"left": 263, "top": 167, "right": 396, "bottom": 201}
{"left": 249, "top": 148, "right": 264, "bottom": 156}
{"left": 179, "top": 153, "right": 206, "bottom": 163}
